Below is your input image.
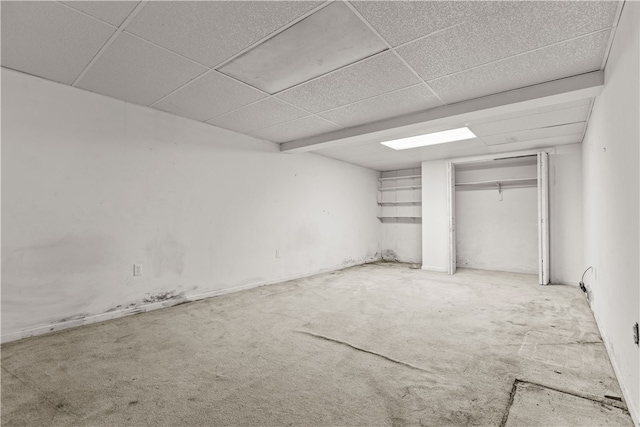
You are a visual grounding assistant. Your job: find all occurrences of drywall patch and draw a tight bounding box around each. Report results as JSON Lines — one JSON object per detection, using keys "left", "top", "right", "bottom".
{"left": 502, "top": 380, "right": 631, "bottom": 426}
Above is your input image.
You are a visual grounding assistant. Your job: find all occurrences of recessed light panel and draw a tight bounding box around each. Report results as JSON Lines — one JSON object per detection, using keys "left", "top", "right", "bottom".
{"left": 381, "top": 127, "right": 477, "bottom": 150}
{"left": 218, "top": 2, "right": 387, "bottom": 94}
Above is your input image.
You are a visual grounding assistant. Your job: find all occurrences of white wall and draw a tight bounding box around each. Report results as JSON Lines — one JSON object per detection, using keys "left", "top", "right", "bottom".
{"left": 548, "top": 143, "right": 583, "bottom": 285}
{"left": 581, "top": 2, "right": 639, "bottom": 424}
{"left": 380, "top": 220, "right": 421, "bottom": 263}
{"left": 1, "top": 69, "right": 381, "bottom": 341}
{"left": 456, "top": 187, "right": 538, "bottom": 274}
{"left": 421, "top": 160, "right": 449, "bottom": 271}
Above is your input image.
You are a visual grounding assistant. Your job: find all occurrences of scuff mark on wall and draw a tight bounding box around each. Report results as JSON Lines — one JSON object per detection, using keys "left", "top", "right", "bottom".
{"left": 55, "top": 313, "right": 89, "bottom": 323}
{"left": 142, "top": 290, "right": 184, "bottom": 304}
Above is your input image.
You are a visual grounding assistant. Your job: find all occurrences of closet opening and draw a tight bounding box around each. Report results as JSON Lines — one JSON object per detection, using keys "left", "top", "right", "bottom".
{"left": 447, "top": 152, "right": 549, "bottom": 284}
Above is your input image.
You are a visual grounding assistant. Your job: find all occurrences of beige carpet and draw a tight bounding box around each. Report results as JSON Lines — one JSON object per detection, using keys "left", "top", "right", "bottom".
{"left": 1, "top": 263, "right": 631, "bottom": 426}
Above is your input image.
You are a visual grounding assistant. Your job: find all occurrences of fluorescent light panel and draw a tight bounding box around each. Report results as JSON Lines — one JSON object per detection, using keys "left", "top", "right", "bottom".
{"left": 381, "top": 127, "right": 477, "bottom": 150}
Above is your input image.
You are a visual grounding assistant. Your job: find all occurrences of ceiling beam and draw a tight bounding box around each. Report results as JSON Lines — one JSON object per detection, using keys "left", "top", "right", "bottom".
{"left": 280, "top": 71, "right": 604, "bottom": 153}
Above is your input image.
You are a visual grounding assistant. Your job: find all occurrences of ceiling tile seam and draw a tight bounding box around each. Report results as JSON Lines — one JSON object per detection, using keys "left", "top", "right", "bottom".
{"left": 579, "top": 98, "right": 597, "bottom": 144}
{"left": 197, "top": 81, "right": 333, "bottom": 126}
{"left": 71, "top": 1, "right": 149, "bottom": 87}
{"left": 147, "top": 69, "right": 215, "bottom": 109}
{"left": 278, "top": 98, "right": 344, "bottom": 129}
{"left": 148, "top": 67, "right": 270, "bottom": 109}
{"left": 247, "top": 113, "right": 344, "bottom": 138}
{"left": 200, "top": 95, "right": 303, "bottom": 123}
{"left": 391, "top": 21, "right": 468, "bottom": 51}
{"left": 425, "top": 27, "right": 613, "bottom": 85}
{"left": 209, "top": 1, "right": 334, "bottom": 71}
{"left": 270, "top": 48, "right": 392, "bottom": 100}
{"left": 123, "top": 30, "right": 213, "bottom": 71}
{"left": 198, "top": 88, "right": 346, "bottom": 131}
{"left": 343, "top": 1, "right": 447, "bottom": 106}
{"left": 314, "top": 83, "right": 426, "bottom": 115}
{"left": 54, "top": 1, "right": 118, "bottom": 29}
{"left": 600, "top": 0, "right": 626, "bottom": 70}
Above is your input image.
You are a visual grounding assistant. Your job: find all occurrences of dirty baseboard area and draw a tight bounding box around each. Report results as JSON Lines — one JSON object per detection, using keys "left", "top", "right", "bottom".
{"left": 1, "top": 256, "right": 381, "bottom": 344}
{"left": 588, "top": 301, "right": 640, "bottom": 427}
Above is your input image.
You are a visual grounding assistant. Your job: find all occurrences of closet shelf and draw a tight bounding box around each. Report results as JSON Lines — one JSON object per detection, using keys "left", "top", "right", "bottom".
{"left": 378, "top": 185, "right": 421, "bottom": 191}
{"left": 378, "top": 201, "right": 422, "bottom": 205}
{"left": 455, "top": 178, "right": 537, "bottom": 189}
{"left": 378, "top": 174, "right": 421, "bottom": 182}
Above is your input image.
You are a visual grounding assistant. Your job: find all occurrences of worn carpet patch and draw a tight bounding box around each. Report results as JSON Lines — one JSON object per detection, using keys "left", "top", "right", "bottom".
{"left": 503, "top": 381, "right": 631, "bottom": 427}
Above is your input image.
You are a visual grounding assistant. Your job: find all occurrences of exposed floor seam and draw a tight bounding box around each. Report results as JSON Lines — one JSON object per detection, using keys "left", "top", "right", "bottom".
{"left": 499, "top": 378, "right": 520, "bottom": 427}
{"left": 1, "top": 366, "right": 79, "bottom": 417}
{"left": 296, "top": 330, "right": 433, "bottom": 374}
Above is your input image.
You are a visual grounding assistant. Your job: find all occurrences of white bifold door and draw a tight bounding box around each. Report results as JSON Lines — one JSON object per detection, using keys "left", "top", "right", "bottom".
{"left": 537, "top": 152, "right": 550, "bottom": 285}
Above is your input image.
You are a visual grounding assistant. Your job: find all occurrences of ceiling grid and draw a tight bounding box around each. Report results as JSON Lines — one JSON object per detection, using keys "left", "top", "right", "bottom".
{"left": 1, "top": 0, "right": 623, "bottom": 170}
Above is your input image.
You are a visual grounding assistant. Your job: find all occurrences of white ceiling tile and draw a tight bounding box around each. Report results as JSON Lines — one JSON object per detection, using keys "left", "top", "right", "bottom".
{"left": 251, "top": 116, "right": 341, "bottom": 143}
{"left": 277, "top": 52, "right": 421, "bottom": 113}
{"left": 397, "top": 1, "right": 617, "bottom": 80}
{"left": 61, "top": 1, "right": 139, "bottom": 26}
{"left": 126, "top": 1, "right": 322, "bottom": 68}
{"left": 470, "top": 105, "right": 590, "bottom": 137}
{"left": 207, "top": 98, "right": 308, "bottom": 134}
{"left": 1, "top": 1, "right": 115, "bottom": 85}
{"left": 77, "top": 33, "right": 207, "bottom": 106}
{"left": 481, "top": 123, "right": 586, "bottom": 146}
{"left": 487, "top": 135, "right": 584, "bottom": 154}
{"left": 429, "top": 30, "right": 610, "bottom": 104}
{"left": 218, "top": 2, "right": 386, "bottom": 94}
{"left": 154, "top": 71, "right": 267, "bottom": 122}
{"left": 352, "top": 1, "right": 475, "bottom": 47}
{"left": 468, "top": 99, "right": 592, "bottom": 126}
{"left": 318, "top": 85, "right": 443, "bottom": 128}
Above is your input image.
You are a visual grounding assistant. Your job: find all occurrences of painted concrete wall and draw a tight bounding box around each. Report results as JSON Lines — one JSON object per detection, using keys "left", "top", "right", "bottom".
{"left": 1, "top": 68, "right": 381, "bottom": 341}
{"left": 422, "top": 145, "right": 584, "bottom": 283}
{"left": 581, "top": 2, "right": 639, "bottom": 424}
{"left": 456, "top": 187, "right": 538, "bottom": 274}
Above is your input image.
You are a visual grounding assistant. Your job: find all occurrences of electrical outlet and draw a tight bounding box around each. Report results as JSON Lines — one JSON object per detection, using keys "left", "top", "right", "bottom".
{"left": 133, "top": 264, "right": 143, "bottom": 276}
{"left": 275, "top": 250, "right": 280, "bottom": 259}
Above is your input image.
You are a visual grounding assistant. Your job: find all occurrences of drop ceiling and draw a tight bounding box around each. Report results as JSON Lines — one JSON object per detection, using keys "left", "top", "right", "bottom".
{"left": 1, "top": 1, "right": 622, "bottom": 171}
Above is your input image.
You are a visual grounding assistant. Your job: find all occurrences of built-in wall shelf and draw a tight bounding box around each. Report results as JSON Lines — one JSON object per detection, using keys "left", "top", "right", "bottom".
{"left": 378, "top": 201, "right": 422, "bottom": 206}
{"left": 378, "top": 174, "right": 421, "bottom": 182}
{"left": 379, "top": 185, "right": 422, "bottom": 191}
{"left": 378, "top": 168, "right": 422, "bottom": 220}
